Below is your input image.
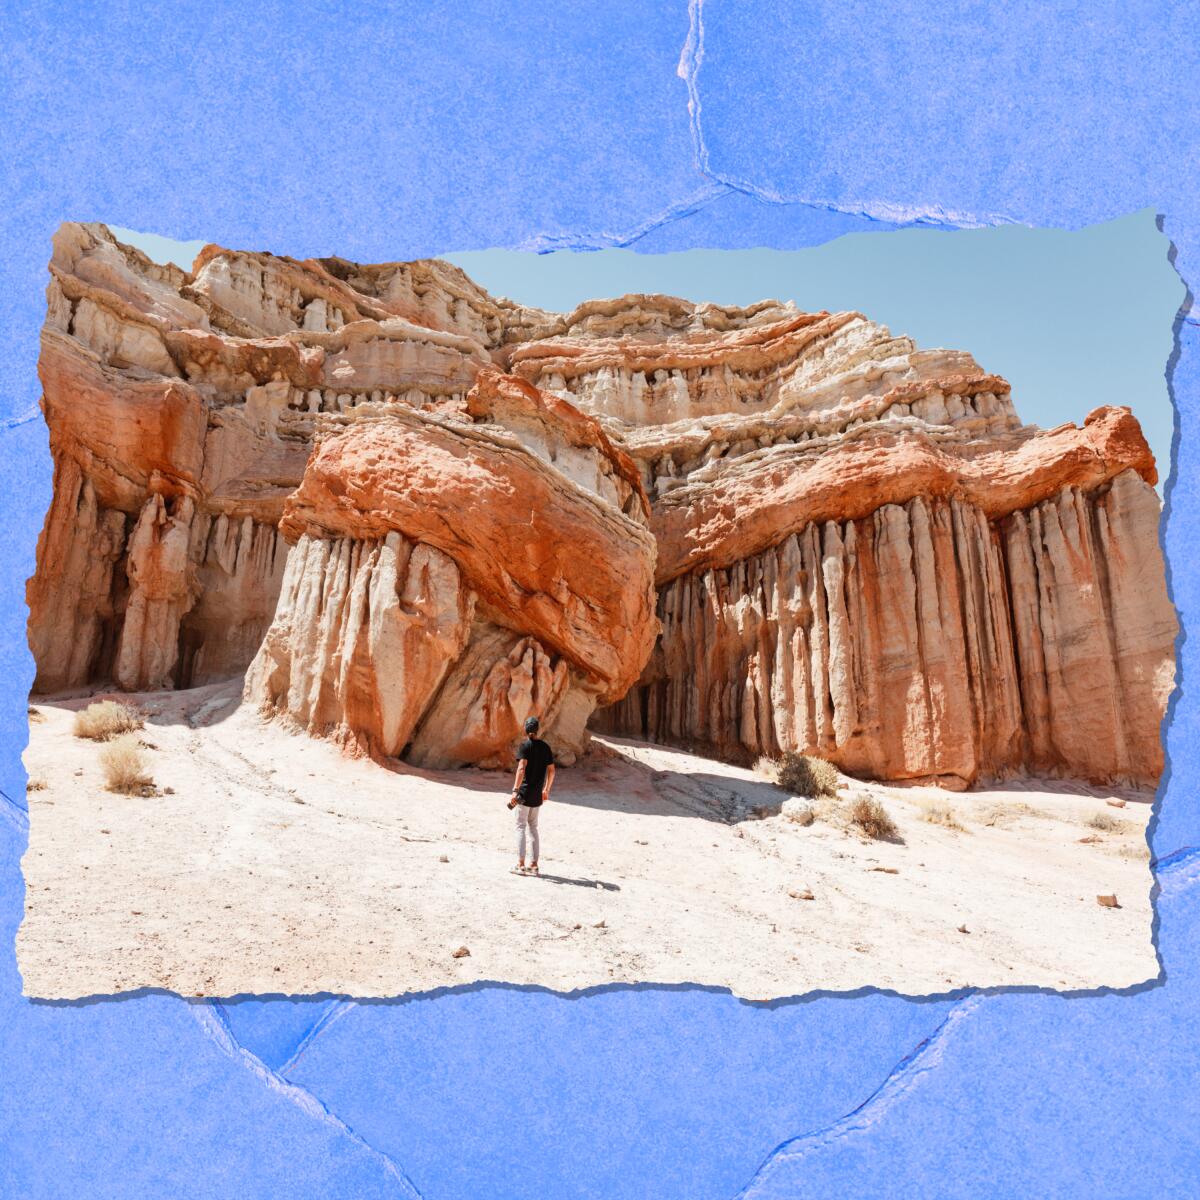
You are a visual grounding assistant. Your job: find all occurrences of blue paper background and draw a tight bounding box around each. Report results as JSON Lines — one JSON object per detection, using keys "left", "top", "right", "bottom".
{"left": 1, "top": 2, "right": 1197, "bottom": 1196}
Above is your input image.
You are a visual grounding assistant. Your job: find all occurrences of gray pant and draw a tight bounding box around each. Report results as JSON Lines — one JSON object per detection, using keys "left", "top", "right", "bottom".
{"left": 516, "top": 803, "right": 541, "bottom": 863}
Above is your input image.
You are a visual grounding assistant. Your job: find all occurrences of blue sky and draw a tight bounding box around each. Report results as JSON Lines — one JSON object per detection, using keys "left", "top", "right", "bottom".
{"left": 116, "top": 211, "right": 1183, "bottom": 481}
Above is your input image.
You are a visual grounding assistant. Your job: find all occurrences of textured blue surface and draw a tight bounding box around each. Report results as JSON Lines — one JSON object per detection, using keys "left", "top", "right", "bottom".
{"left": 1, "top": 1, "right": 1197, "bottom": 1195}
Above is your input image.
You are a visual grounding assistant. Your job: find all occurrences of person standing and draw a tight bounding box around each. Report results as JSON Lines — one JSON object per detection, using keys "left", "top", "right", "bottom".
{"left": 507, "top": 716, "right": 555, "bottom": 876}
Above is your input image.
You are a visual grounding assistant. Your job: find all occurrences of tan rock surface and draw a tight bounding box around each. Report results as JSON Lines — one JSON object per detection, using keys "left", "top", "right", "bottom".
{"left": 245, "top": 532, "right": 474, "bottom": 759}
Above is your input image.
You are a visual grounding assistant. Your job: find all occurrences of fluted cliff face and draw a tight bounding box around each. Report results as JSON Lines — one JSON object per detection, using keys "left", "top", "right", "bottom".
{"left": 507, "top": 293, "right": 1173, "bottom": 788}
{"left": 594, "top": 469, "right": 1171, "bottom": 787}
{"left": 28, "top": 223, "right": 1176, "bottom": 783}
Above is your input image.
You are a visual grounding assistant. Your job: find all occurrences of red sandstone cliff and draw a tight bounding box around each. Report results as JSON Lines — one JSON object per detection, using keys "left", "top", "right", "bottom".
{"left": 27, "top": 222, "right": 1176, "bottom": 785}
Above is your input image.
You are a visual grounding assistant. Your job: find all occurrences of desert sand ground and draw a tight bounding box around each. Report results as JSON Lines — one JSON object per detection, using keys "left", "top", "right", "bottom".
{"left": 18, "top": 681, "right": 1157, "bottom": 1000}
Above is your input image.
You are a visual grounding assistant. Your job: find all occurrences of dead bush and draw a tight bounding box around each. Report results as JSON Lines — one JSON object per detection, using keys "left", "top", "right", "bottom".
{"left": 26, "top": 777, "right": 47, "bottom": 792}
{"left": 775, "top": 752, "right": 840, "bottom": 799}
{"left": 919, "top": 798, "right": 964, "bottom": 831}
{"left": 1088, "top": 811, "right": 1120, "bottom": 833}
{"left": 73, "top": 700, "right": 144, "bottom": 742}
{"left": 99, "top": 735, "right": 153, "bottom": 794}
{"left": 982, "top": 802, "right": 1048, "bottom": 828}
{"left": 753, "top": 755, "right": 778, "bottom": 779}
{"left": 850, "top": 795, "right": 898, "bottom": 840}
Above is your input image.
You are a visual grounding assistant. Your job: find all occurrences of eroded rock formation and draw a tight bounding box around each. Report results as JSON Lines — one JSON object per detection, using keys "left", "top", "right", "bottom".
{"left": 244, "top": 371, "right": 657, "bottom": 765}
{"left": 28, "top": 222, "right": 1176, "bottom": 784}
{"left": 29, "top": 222, "right": 544, "bottom": 696}
{"left": 598, "top": 468, "right": 1171, "bottom": 787}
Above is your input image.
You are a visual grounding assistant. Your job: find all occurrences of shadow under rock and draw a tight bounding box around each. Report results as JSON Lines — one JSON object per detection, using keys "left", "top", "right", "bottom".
{"left": 28, "top": 677, "right": 245, "bottom": 731}
{"left": 378, "top": 736, "right": 783, "bottom": 825}
{"left": 552, "top": 749, "right": 795, "bottom": 825}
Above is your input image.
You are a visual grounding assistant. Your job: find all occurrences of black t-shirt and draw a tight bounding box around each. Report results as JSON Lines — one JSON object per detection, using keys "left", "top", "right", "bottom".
{"left": 517, "top": 738, "right": 554, "bottom": 806}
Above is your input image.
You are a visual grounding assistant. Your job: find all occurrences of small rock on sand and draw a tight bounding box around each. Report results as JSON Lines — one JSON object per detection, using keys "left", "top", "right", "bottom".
{"left": 869, "top": 866, "right": 899, "bottom": 875}
{"left": 452, "top": 945, "right": 471, "bottom": 958}
{"left": 1097, "top": 894, "right": 1121, "bottom": 908}
{"left": 782, "top": 799, "right": 815, "bottom": 826}
{"left": 788, "top": 888, "right": 815, "bottom": 901}
{"left": 957, "top": 924, "right": 970, "bottom": 934}
{"left": 1106, "top": 799, "right": 1127, "bottom": 809}
{"left": 438, "top": 855, "right": 449, "bottom": 863}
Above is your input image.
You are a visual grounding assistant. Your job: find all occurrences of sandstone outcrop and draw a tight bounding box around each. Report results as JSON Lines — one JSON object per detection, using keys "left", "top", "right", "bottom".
{"left": 28, "top": 222, "right": 1176, "bottom": 784}
{"left": 29, "top": 223, "right": 549, "bottom": 696}
{"left": 244, "top": 371, "right": 657, "bottom": 765}
{"left": 502, "top": 301, "right": 1173, "bottom": 788}
{"left": 597, "top": 469, "right": 1172, "bottom": 787}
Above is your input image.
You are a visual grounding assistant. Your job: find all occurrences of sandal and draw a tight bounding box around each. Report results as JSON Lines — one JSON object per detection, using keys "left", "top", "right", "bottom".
{"left": 527, "top": 864, "right": 540, "bottom": 876}
{"left": 510, "top": 866, "right": 528, "bottom": 875}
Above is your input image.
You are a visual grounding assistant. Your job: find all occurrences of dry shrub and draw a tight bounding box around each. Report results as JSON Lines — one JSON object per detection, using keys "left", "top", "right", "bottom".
{"left": 27, "top": 706, "right": 45, "bottom": 724}
{"left": 74, "top": 700, "right": 144, "bottom": 742}
{"left": 982, "top": 802, "right": 1048, "bottom": 828}
{"left": 26, "top": 777, "right": 47, "bottom": 792}
{"left": 99, "top": 734, "right": 153, "bottom": 794}
{"left": 776, "top": 752, "right": 840, "bottom": 799}
{"left": 850, "top": 795, "right": 898, "bottom": 840}
{"left": 754, "top": 755, "right": 778, "bottom": 779}
{"left": 1088, "top": 811, "right": 1120, "bottom": 833}
{"left": 919, "top": 798, "right": 964, "bottom": 831}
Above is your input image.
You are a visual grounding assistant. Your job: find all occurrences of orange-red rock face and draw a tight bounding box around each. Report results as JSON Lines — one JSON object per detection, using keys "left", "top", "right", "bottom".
{"left": 28, "top": 224, "right": 532, "bottom": 696}
{"left": 511, "top": 296, "right": 1175, "bottom": 789}
{"left": 27, "top": 222, "right": 1177, "bottom": 783}
{"left": 595, "top": 470, "right": 1173, "bottom": 787}
{"left": 650, "top": 404, "right": 1157, "bottom": 584}
{"left": 246, "top": 374, "right": 659, "bottom": 765}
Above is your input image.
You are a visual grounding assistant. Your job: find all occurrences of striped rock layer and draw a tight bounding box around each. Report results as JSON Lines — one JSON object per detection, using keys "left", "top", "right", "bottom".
{"left": 27, "top": 223, "right": 1175, "bottom": 782}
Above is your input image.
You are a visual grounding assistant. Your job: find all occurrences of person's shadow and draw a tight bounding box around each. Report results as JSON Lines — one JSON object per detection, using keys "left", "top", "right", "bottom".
{"left": 535, "top": 873, "right": 620, "bottom": 891}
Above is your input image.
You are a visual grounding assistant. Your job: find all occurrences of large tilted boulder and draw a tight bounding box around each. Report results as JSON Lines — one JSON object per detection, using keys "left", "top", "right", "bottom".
{"left": 28, "top": 223, "right": 1177, "bottom": 785}
{"left": 244, "top": 370, "right": 658, "bottom": 766}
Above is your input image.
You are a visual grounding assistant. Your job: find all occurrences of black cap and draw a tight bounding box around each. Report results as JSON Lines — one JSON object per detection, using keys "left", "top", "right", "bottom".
{"left": 524, "top": 716, "right": 540, "bottom": 735}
